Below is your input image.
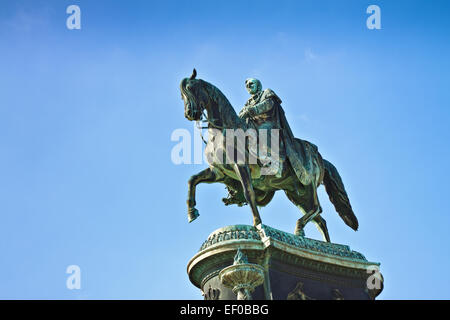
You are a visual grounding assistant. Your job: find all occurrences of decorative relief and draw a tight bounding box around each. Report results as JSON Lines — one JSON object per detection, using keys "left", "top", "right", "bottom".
{"left": 332, "top": 288, "right": 344, "bottom": 300}
{"left": 203, "top": 285, "right": 220, "bottom": 300}
{"left": 199, "top": 224, "right": 368, "bottom": 262}
{"left": 286, "top": 282, "right": 315, "bottom": 300}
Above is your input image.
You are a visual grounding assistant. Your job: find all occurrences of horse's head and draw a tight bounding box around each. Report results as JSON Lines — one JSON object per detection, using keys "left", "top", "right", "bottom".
{"left": 180, "top": 69, "right": 210, "bottom": 121}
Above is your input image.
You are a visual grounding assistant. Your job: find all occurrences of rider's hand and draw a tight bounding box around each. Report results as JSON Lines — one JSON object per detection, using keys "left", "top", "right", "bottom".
{"left": 239, "top": 107, "right": 250, "bottom": 118}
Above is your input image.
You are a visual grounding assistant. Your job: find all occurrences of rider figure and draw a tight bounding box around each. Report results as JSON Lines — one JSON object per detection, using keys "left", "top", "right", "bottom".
{"left": 239, "top": 78, "right": 282, "bottom": 132}
{"left": 223, "top": 77, "right": 318, "bottom": 207}
{"left": 238, "top": 78, "right": 284, "bottom": 176}
{"left": 239, "top": 78, "right": 314, "bottom": 185}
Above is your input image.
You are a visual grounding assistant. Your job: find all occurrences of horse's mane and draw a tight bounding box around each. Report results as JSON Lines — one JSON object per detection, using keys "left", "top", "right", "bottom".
{"left": 201, "top": 80, "right": 238, "bottom": 119}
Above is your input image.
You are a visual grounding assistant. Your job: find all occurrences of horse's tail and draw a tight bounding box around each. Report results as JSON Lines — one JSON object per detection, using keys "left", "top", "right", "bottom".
{"left": 322, "top": 159, "right": 358, "bottom": 231}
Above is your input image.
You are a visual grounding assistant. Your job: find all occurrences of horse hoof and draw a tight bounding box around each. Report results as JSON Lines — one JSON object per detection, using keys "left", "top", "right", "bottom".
{"left": 253, "top": 218, "right": 262, "bottom": 227}
{"left": 294, "top": 219, "right": 306, "bottom": 237}
{"left": 188, "top": 208, "right": 200, "bottom": 223}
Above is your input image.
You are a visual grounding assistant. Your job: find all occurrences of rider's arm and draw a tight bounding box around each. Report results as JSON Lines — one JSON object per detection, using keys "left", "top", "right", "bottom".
{"left": 245, "top": 98, "right": 275, "bottom": 117}
{"left": 240, "top": 89, "right": 281, "bottom": 118}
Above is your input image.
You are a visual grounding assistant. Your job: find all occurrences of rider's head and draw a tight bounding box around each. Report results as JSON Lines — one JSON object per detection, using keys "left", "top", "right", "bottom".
{"left": 245, "top": 78, "right": 262, "bottom": 95}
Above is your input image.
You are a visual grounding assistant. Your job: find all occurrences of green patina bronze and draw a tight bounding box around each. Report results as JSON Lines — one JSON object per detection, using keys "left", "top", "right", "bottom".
{"left": 197, "top": 224, "right": 369, "bottom": 263}
{"left": 180, "top": 69, "right": 358, "bottom": 242}
{"left": 187, "top": 224, "right": 383, "bottom": 300}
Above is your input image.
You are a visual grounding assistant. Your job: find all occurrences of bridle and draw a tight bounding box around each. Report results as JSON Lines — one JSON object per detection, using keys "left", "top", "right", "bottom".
{"left": 185, "top": 69, "right": 225, "bottom": 144}
{"left": 191, "top": 85, "right": 226, "bottom": 145}
{"left": 195, "top": 109, "right": 224, "bottom": 145}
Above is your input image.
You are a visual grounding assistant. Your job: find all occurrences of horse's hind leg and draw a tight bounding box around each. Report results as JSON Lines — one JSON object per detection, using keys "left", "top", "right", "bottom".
{"left": 293, "top": 182, "right": 323, "bottom": 235}
{"left": 294, "top": 207, "right": 322, "bottom": 237}
{"left": 187, "top": 168, "right": 221, "bottom": 223}
{"left": 285, "top": 185, "right": 321, "bottom": 236}
{"left": 312, "top": 215, "right": 330, "bottom": 242}
{"left": 284, "top": 190, "right": 306, "bottom": 236}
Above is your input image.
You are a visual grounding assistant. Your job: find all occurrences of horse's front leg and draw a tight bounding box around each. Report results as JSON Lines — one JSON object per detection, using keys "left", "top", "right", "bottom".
{"left": 187, "top": 168, "right": 219, "bottom": 223}
{"left": 233, "top": 164, "right": 262, "bottom": 226}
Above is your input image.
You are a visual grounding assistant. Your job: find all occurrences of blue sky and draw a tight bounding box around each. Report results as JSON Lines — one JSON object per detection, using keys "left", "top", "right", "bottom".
{"left": 0, "top": 0, "right": 449, "bottom": 299}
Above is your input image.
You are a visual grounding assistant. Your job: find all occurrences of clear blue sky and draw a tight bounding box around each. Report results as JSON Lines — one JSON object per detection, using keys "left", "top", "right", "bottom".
{"left": 0, "top": 0, "right": 449, "bottom": 299}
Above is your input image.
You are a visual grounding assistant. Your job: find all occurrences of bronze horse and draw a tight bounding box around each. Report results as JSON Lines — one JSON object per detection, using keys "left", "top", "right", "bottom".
{"left": 180, "top": 70, "right": 358, "bottom": 242}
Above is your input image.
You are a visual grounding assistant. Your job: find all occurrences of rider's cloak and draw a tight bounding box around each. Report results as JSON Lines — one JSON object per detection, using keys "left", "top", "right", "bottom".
{"left": 243, "top": 89, "right": 317, "bottom": 186}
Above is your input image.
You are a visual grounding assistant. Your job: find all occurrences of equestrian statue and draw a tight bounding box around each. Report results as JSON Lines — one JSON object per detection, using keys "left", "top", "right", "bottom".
{"left": 180, "top": 69, "right": 358, "bottom": 242}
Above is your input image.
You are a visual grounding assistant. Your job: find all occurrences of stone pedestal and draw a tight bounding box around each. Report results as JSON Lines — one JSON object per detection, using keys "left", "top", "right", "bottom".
{"left": 187, "top": 224, "right": 383, "bottom": 300}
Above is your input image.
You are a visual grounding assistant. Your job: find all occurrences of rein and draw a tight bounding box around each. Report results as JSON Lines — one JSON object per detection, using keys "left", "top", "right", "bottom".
{"left": 195, "top": 103, "right": 225, "bottom": 145}
{"left": 195, "top": 119, "right": 208, "bottom": 145}
{"left": 201, "top": 108, "right": 224, "bottom": 130}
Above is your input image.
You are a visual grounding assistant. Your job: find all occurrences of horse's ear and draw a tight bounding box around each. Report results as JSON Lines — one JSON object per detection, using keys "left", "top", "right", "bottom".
{"left": 190, "top": 68, "right": 197, "bottom": 80}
